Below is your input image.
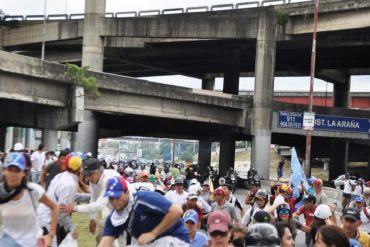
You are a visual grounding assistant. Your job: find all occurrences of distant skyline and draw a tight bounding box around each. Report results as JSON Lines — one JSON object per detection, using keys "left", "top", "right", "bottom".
{"left": 2, "top": 0, "right": 370, "bottom": 92}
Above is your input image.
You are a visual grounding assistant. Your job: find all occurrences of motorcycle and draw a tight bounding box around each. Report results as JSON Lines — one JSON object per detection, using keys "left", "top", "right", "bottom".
{"left": 225, "top": 167, "right": 238, "bottom": 193}
{"left": 247, "top": 167, "right": 261, "bottom": 188}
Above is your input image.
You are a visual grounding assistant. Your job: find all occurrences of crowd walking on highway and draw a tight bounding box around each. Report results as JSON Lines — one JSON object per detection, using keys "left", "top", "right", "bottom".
{"left": 1, "top": 143, "right": 370, "bottom": 246}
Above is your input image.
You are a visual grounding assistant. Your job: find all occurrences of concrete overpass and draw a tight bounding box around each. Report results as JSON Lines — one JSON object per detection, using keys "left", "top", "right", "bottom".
{"left": 2, "top": 50, "right": 370, "bottom": 177}
{"left": 2, "top": 0, "right": 370, "bottom": 179}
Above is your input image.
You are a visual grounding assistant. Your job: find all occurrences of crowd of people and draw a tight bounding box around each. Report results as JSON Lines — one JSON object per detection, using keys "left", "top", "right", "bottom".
{"left": 1, "top": 143, "right": 370, "bottom": 247}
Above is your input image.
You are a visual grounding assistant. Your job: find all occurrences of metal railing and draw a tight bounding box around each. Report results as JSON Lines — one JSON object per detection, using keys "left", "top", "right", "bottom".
{"left": 3, "top": 0, "right": 313, "bottom": 22}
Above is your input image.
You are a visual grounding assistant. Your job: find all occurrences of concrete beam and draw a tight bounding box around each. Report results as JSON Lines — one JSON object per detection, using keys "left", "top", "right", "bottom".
{"left": 2, "top": 20, "right": 83, "bottom": 47}
{"left": 101, "top": 9, "right": 261, "bottom": 39}
{"left": 104, "top": 37, "right": 200, "bottom": 48}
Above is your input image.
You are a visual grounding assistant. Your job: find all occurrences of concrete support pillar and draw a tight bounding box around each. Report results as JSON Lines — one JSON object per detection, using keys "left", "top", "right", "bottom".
{"left": 73, "top": 0, "right": 105, "bottom": 153}
{"left": 219, "top": 133, "right": 235, "bottom": 177}
{"left": 0, "top": 127, "right": 6, "bottom": 151}
{"left": 202, "top": 76, "right": 215, "bottom": 91}
{"left": 82, "top": 0, "right": 105, "bottom": 71}
{"left": 25, "top": 129, "right": 34, "bottom": 150}
{"left": 13, "top": 127, "right": 23, "bottom": 145}
{"left": 76, "top": 111, "right": 99, "bottom": 157}
{"left": 251, "top": 10, "right": 277, "bottom": 180}
{"left": 198, "top": 140, "right": 212, "bottom": 176}
{"left": 329, "top": 75, "right": 350, "bottom": 180}
{"left": 5, "top": 127, "right": 13, "bottom": 151}
{"left": 223, "top": 47, "right": 241, "bottom": 95}
{"left": 42, "top": 130, "right": 59, "bottom": 151}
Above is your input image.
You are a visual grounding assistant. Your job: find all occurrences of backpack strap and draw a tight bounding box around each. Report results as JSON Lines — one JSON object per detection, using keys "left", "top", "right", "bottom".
{"left": 26, "top": 184, "right": 37, "bottom": 213}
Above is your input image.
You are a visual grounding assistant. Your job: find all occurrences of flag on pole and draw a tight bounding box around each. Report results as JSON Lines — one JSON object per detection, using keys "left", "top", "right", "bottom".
{"left": 290, "top": 147, "right": 309, "bottom": 198}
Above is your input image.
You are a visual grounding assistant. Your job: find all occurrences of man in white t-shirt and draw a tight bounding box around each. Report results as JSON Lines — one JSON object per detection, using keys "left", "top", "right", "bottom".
{"left": 241, "top": 190, "right": 270, "bottom": 226}
{"left": 342, "top": 173, "right": 356, "bottom": 211}
{"left": 165, "top": 178, "right": 188, "bottom": 206}
{"left": 30, "top": 144, "right": 46, "bottom": 184}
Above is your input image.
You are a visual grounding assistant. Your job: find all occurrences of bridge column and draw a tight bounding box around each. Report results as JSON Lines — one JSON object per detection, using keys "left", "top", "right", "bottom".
{"left": 74, "top": 0, "right": 105, "bottom": 155}
{"left": 223, "top": 47, "right": 241, "bottom": 95}
{"left": 42, "top": 130, "right": 58, "bottom": 151}
{"left": 76, "top": 111, "right": 99, "bottom": 157}
{"left": 13, "top": 127, "right": 24, "bottom": 145}
{"left": 251, "top": 9, "right": 277, "bottom": 180}
{"left": 219, "top": 132, "right": 235, "bottom": 177}
{"left": 202, "top": 76, "right": 215, "bottom": 91}
{"left": 5, "top": 127, "right": 13, "bottom": 151}
{"left": 198, "top": 140, "right": 212, "bottom": 176}
{"left": 329, "top": 75, "right": 350, "bottom": 180}
{"left": 0, "top": 127, "right": 6, "bottom": 151}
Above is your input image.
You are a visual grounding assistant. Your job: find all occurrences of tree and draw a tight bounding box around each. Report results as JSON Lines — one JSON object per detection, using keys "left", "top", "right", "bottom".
{"left": 160, "top": 141, "right": 172, "bottom": 161}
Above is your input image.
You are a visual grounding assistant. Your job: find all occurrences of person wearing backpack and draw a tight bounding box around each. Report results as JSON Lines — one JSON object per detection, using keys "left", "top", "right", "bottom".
{"left": 241, "top": 190, "right": 270, "bottom": 227}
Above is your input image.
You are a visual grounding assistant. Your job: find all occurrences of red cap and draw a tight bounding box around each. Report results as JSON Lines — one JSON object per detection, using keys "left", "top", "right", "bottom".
{"left": 314, "top": 179, "right": 323, "bottom": 186}
{"left": 207, "top": 210, "right": 231, "bottom": 233}
{"left": 214, "top": 188, "right": 225, "bottom": 196}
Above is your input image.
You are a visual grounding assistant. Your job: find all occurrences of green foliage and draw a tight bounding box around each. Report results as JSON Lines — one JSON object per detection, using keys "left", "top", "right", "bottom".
{"left": 276, "top": 11, "right": 289, "bottom": 26}
{"left": 65, "top": 63, "right": 100, "bottom": 99}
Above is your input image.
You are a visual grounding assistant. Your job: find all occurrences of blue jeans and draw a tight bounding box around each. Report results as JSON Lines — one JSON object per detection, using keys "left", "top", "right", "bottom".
{"left": 31, "top": 171, "right": 41, "bottom": 184}
{"left": 0, "top": 233, "right": 23, "bottom": 247}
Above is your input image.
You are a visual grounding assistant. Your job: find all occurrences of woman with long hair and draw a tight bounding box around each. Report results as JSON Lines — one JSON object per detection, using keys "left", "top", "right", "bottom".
{"left": 0, "top": 152, "right": 58, "bottom": 247}
{"left": 315, "top": 225, "right": 350, "bottom": 247}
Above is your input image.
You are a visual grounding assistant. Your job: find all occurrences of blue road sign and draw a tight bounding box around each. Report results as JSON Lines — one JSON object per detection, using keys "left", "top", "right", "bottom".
{"left": 278, "top": 111, "right": 370, "bottom": 134}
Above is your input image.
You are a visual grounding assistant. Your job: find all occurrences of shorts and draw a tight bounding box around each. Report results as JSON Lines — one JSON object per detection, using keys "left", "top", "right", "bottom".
{"left": 342, "top": 192, "right": 351, "bottom": 199}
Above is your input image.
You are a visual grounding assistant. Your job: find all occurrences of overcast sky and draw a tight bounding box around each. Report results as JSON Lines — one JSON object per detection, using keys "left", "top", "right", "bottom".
{"left": 2, "top": 0, "right": 369, "bottom": 92}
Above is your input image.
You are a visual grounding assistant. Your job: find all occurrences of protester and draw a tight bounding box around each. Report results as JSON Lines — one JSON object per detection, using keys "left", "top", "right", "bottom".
{"left": 223, "top": 183, "right": 244, "bottom": 217}
{"left": 313, "top": 179, "right": 328, "bottom": 205}
{"left": 59, "top": 158, "right": 120, "bottom": 243}
{"left": 277, "top": 159, "right": 285, "bottom": 181}
{"left": 245, "top": 183, "right": 259, "bottom": 205}
{"left": 0, "top": 153, "right": 58, "bottom": 247}
{"left": 230, "top": 223, "right": 246, "bottom": 247}
{"left": 315, "top": 225, "right": 350, "bottom": 247}
{"left": 183, "top": 209, "right": 208, "bottom": 247}
{"left": 342, "top": 173, "right": 356, "bottom": 211}
{"left": 274, "top": 221, "right": 295, "bottom": 247}
{"left": 211, "top": 188, "right": 239, "bottom": 223}
{"left": 165, "top": 177, "right": 188, "bottom": 206}
{"left": 182, "top": 193, "right": 203, "bottom": 228}
{"left": 242, "top": 189, "right": 269, "bottom": 226}
{"left": 245, "top": 223, "right": 280, "bottom": 246}
{"left": 293, "top": 194, "right": 317, "bottom": 246}
{"left": 309, "top": 204, "right": 333, "bottom": 245}
{"left": 37, "top": 154, "right": 82, "bottom": 245}
{"left": 40, "top": 149, "right": 69, "bottom": 190}
{"left": 199, "top": 180, "right": 212, "bottom": 205}
{"left": 98, "top": 176, "right": 189, "bottom": 247}
{"left": 350, "top": 197, "right": 370, "bottom": 233}
{"left": 30, "top": 144, "right": 46, "bottom": 183}
{"left": 341, "top": 208, "right": 370, "bottom": 247}
{"left": 273, "top": 183, "right": 289, "bottom": 207}
{"left": 207, "top": 210, "right": 232, "bottom": 247}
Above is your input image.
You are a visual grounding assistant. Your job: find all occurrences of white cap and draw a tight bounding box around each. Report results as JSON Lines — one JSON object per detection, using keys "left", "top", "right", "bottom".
{"left": 13, "top": 143, "right": 24, "bottom": 151}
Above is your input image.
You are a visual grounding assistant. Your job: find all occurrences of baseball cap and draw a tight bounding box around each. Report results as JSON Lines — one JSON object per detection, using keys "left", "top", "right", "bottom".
{"left": 183, "top": 209, "right": 198, "bottom": 224}
{"left": 188, "top": 193, "right": 198, "bottom": 200}
{"left": 203, "top": 180, "right": 210, "bottom": 186}
{"left": 13, "top": 143, "right": 24, "bottom": 151}
{"left": 82, "top": 158, "right": 102, "bottom": 176}
{"left": 304, "top": 194, "right": 316, "bottom": 204}
{"left": 190, "top": 178, "right": 198, "bottom": 185}
{"left": 355, "top": 197, "right": 364, "bottom": 204}
{"left": 175, "top": 178, "right": 184, "bottom": 185}
{"left": 279, "top": 183, "right": 289, "bottom": 193}
{"left": 214, "top": 188, "right": 225, "bottom": 196}
{"left": 314, "top": 179, "right": 323, "bottom": 186}
{"left": 207, "top": 210, "right": 231, "bottom": 233}
{"left": 104, "top": 176, "right": 129, "bottom": 198}
{"left": 343, "top": 208, "right": 361, "bottom": 221}
{"left": 5, "top": 153, "right": 26, "bottom": 170}
{"left": 253, "top": 211, "right": 271, "bottom": 223}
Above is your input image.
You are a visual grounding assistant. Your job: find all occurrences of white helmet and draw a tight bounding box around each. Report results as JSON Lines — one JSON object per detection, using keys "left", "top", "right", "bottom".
{"left": 314, "top": 204, "right": 332, "bottom": 220}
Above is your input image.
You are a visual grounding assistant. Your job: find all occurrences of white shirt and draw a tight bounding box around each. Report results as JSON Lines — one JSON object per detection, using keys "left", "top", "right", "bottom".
{"left": 353, "top": 185, "right": 363, "bottom": 197}
{"left": 344, "top": 179, "right": 355, "bottom": 194}
{"left": 1, "top": 183, "right": 44, "bottom": 247}
{"left": 44, "top": 156, "right": 57, "bottom": 166}
{"left": 165, "top": 190, "right": 188, "bottom": 206}
{"left": 241, "top": 204, "right": 269, "bottom": 226}
{"left": 30, "top": 151, "right": 45, "bottom": 172}
{"left": 131, "top": 182, "right": 155, "bottom": 192}
{"left": 74, "top": 169, "right": 120, "bottom": 220}
{"left": 37, "top": 171, "right": 78, "bottom": 231}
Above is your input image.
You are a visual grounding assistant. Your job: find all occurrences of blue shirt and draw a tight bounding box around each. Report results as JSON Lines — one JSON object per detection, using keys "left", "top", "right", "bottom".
{"left": 103, "top": 191, "right": 190, "bottom": 243}
{"left": 190, "top": 231, "right": 208, "bottom": 247}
